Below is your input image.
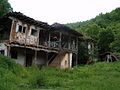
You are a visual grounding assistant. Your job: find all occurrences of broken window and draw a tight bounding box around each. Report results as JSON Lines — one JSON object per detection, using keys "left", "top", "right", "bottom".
{"left": 31, "top": 29, "right": 37, "bottom": 36}
{"left": 11, "top": 50, "right": 18, "bottom": 59}
{"left": 23, "top": 27, "right": 26, "bottom": 33}
{"left": 0, "top": 50, "right": 4, "bottom": 55}
{"left": 17, "top": 25, "right": 26, "bottom": 33}
{"left": 18, "top": 25, "right": 22, "bottom": 32}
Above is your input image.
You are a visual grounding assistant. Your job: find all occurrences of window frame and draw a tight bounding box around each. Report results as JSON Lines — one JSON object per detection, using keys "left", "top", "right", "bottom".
{"left": 16, "top": 24, "right": 27, "bottom": 33}
{"left": 31, "top": 28, "right": 38, "bottom": 36}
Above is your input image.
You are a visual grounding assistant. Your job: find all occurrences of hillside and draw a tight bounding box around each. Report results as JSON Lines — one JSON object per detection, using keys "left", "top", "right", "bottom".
{"left": 67, "top": 7, "right": 120, "bottom": 59}
{"left": 1, "top": 55, "right": 120, "bottom": 90}
{"left": 67, "top": 8, "right": 120, "bottom": 34}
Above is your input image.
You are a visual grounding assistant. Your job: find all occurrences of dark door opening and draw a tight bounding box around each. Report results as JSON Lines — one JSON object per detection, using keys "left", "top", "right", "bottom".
{"left": 10, "top": 50, "right": 17, "bottom": 59}
{"left": 72, "top": 54, "right": 77, "bottom": 67}
{"left": 0, "top": 50, "right": 5, "bottom": 55}
{"left": 26, "top": 54, "right": 33, "bottom": 67}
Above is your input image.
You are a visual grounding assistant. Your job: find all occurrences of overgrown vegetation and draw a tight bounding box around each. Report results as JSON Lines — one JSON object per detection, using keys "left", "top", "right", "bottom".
{"left": 1, "top": 55, "right": 120, "bottom": 90}
{"left": 1, "top": 1, "right": 120, "bottom": 89}
{"left": 67, "top": 8, "right": 120, "bottom": 61}
{"left": 0, "top": 0, "right": 12, "bottom": 17}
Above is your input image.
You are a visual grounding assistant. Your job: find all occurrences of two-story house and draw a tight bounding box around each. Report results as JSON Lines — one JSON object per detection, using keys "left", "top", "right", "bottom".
{"left": 0, "top": 12, "right": 83, "bottom": 69}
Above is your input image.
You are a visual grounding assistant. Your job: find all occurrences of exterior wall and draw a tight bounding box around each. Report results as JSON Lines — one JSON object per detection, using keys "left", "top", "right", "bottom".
{"left": 60, "top": 53, "right": 69, "bottom": 68}
{"left": 16, "top": 50, "right": 25, "bottom": 66}
{"left": 49, "top": 52, "right": 73, "bottom": 69}
{"left": 61, "top": 53, "right": 72, "bottom": 69}
{"left": 15, "top": 32, "right": 26, "bottom": 44}
{"left": 35, "top": 51, "right": 47, "bottom": 65}
{"left": 10, "top": 18, "right": 39, "bottom": 46}
{"left": 0, "top": 43, "right": 8, "bottom": 56}
{"left": 26, "top": 25, "right": 38, "bottom": 45}
{"left": 69, "top": 53, "right": 73, "bottom": 68}
{"left": 12, "top": 48, "right": 25, "bottom": 66}
{"left": 49, "top": 52, "right": 66, "bottom": 68}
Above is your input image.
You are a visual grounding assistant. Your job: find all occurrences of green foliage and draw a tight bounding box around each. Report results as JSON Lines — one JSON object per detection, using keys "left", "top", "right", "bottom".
{"left": 0, "top": 55, "right": 29, "bottom": 90}
{"left": 0, "top": 0, "right": 12, "bottom": 17}
{"left": 84, "top": 23, "right": 101, "bottom": 40}
{"left": 67, "top": 7, "right": 120, "bottom": 60}
{"left": 98, "top": 28, "right": 115, "bottom": 54}
{"left": 78, "top": 42, "right": 89, "bottom": 64}
{"left": 1, "top": 55, "right": 120, "bottom": 90}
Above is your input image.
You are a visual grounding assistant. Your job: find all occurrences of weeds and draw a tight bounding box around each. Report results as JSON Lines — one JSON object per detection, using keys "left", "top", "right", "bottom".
{"left": 1, "top": 55, "right": 120, "bottom": 90}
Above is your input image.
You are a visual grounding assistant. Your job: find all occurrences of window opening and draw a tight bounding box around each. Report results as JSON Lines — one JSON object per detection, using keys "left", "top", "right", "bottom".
{"left": 18, "top": 25, "right": 22, "bottom": 32}
{"left": 31, "top": 29, "right": 37, "bottom": 36}
{"left": 23, "top": 27, "right": 26, "bottom": 33}
{"left": 11, "top": 50, "right": 18, "bottom": 59}
{"left": 0, "top": 50, "right": 4, "bottom": 55}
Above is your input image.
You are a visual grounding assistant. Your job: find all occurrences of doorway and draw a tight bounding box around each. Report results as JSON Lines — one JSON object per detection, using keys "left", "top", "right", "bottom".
{"left": 26, "top": 54, "right": 33, "bottom": 67}
{"left": 72, "top": 53, "right": 77, "bottom": 67}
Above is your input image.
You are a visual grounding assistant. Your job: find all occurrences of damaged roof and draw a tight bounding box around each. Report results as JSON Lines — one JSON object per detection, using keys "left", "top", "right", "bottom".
{"left": 2, "top": 12, "right": 83, "bottom": 36}
{"left": 4, "top": 12, "right": 51, "bottom": 29}
{"left": 51, "top": 23, "right": 83, "bottom": 36}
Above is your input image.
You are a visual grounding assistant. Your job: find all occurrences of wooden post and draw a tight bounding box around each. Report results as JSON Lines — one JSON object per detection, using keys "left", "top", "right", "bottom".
{"left": 59, "top": 32, "right": 62, "bottom": 48}
{"left": 33, "top": 28, "right": 40, "bottom": 65}
{"left": 37, "top": 29, "right": 40, "bottom": 46}
{"left": 68, "top": 36, "right": 71, "bottom": 49}
{"left": 76, "top": 37, "right": 78, "bottom": 51}
{"left": 46, "top": 52, "right": 49, "bottom": 66}
{"left": 48, "top": 33, "right": 51, "bottom": 47}
{"left": 34, "top": 50, "right": 37, "bottom": 65}
{"left": 75, "top": 37, "right": 78, "bottom": 66}
{"left": 24, "top": 47, "right": 27, "bottom": 67}
{"left": 76, "top": 53, "right": 78, "bottom": 66}
{"left": 68, "top": 53, "right": 71, "bottom": 68}
{"left": 8, "top": 45, "right": 11, "bottom": 57}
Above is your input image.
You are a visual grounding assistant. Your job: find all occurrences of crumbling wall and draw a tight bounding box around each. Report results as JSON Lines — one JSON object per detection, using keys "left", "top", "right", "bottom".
{"left": 10, "top": 18, "right": 38, "bottom": 46}
{"left": 16, "top": 49, "right": 25, "bottom": 66}
{"left": 15, "top": 32, "right": 26, "bottom": 44}
{"left": 49, "top": 52, "right": 73, "bottom": 69}
{"left": 10, "top": 47, "right": 25, "bottom": 66}
{"left": 35, "top": 51, "right": 47, "bottom": 65}
{"left": 61, "top": 53, "right": 72, "bottom": 69}
{"left": 0, "top": 43, "right": 7, "bottom": 56}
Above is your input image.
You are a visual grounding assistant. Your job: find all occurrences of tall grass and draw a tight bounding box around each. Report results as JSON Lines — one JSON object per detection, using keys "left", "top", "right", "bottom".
{"left": 1, "top": 55, "right": 120, "bottom": 90}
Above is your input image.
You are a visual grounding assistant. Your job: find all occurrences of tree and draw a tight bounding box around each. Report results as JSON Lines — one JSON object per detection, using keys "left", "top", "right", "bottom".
{"left": 0, "top": 0, "right": 12, "bottom": 17}
{"left": 78, "top": 41, "right": 89, "bottom": 64}
{"left": 98, "top": 28, "right": 114, "bottom": 54}
{"left": 85, "top": 23, "right": 102, "bottom": 41}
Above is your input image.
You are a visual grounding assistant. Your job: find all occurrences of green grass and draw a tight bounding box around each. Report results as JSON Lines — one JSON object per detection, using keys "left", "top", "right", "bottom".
{"left": 1, "top": 55, "right": 120, "bottom": 90}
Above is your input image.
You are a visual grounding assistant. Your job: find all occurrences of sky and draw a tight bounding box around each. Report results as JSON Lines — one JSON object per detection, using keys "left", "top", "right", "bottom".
{"left": 8, "top": 0, "right": 120, "bottom": 24}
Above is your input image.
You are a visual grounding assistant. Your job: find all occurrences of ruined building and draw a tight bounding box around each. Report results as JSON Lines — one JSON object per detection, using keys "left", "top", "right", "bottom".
{"left": 0, "top": 12, "right": 83, "bottom": 69}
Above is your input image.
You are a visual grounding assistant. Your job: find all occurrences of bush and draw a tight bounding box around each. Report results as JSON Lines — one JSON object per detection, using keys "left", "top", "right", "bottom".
{"left": 29, "top": 74, "right": 47, "bottom": 88}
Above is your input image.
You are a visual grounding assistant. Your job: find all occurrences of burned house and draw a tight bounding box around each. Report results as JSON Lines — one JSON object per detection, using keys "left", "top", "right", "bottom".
{"left": 0, "top": 12, "right": 83, "bottom": 69}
